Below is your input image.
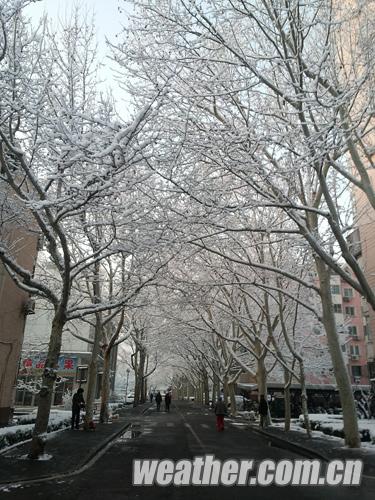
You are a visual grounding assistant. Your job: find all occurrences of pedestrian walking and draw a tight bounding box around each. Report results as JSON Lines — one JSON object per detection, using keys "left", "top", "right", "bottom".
{"left": 150, "top": 392, "right": 154, "bottom": 403}
{"left": 165, "top": 392, "right": 171, "bottom": 412}
{"left": 258, "top": 394, "right": 269, "bottom": 428}
{"left": 71, "top": 388, "right": 85, "bottom": 430}
{"left": 155, "top": 391, "right": 162, "bottom": 412}
{"left": 214, "top": 397, "right": 227, "bottom": 431}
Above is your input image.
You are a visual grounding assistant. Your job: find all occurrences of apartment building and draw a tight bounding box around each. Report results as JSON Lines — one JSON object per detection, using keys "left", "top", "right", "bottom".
{"left": 330, "top": 274, "right": 369, "bottom": 385}
{"left": 347, "top": 225, "right": 375, "bottom": 387}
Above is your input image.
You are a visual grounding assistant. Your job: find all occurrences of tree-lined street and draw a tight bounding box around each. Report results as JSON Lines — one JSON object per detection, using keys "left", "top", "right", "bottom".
{"left": 1, "top": 402, "right": 374, "bottom": 499}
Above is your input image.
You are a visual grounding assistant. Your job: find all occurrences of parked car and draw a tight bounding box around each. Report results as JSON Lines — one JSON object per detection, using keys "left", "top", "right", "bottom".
{"left": 227, "top": 395, "right": 250, "bottom": 410}
{"left": 125, "top": 392, "right": 135, "bottom": 404}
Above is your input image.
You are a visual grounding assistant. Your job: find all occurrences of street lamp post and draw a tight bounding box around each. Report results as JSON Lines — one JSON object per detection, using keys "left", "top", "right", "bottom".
{"left": 125, "top": 368, "right": 130, "bottom": 404}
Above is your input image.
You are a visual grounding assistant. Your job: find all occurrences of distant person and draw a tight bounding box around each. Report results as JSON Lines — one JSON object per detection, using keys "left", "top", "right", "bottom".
{"left": 258, "top": 395, "right": 269, "bottom": 428}
{"left": 71, "top": 388, "right": 85, "bottom": 430}
{"left": 165, "top": 392, "right": 171, "bottom": 412}
{"left": 150, "top": 392, "right": 154, "bottom": 403}
{"left": 369, "top": 392, "right": 375, "bottom": 419}
{"left": 155, "top": 391, "right": 162, "bottom": 411}
{"left": 214, "top": 397, "right": 227, "bottom": 431}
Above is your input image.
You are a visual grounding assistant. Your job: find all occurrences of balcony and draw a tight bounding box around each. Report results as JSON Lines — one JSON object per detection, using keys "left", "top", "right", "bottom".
{"left": 347, "top": 228, "right": 362, "bottom": 258}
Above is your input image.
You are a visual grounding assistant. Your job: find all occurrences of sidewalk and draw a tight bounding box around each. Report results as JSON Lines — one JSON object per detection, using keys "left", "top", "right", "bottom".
{"left": 0, "top": 404, "right": 151, "bottom": 485}
{"left": 250, "top": 423, "right": 375, "bottom": 478}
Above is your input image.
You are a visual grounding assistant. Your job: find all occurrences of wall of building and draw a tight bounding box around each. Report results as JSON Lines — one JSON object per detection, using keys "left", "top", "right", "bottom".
{"left": 353, "top": 174, "right": 375, "bottom": 384}
{"left": 332, "top": 274, "right": 369, "bottom": 385}
{"left": 23, "top": 301, "right": 92, "bottom": 354}
{"left": 0, "top": 228, "right": 38, "bottom": 425}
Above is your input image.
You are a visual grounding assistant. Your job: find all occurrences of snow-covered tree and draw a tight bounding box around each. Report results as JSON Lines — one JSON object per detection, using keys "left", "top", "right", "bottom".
{"left": 114, "top": 0, "right": 375, "bottom": 447}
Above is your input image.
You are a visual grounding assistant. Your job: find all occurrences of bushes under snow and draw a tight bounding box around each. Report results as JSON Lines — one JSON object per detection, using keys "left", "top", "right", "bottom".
{"left": 299, "top": 414, "right": 375, "bottom": 444}
{"left": 0, "top": 411, "right": 71, "bottom": 451}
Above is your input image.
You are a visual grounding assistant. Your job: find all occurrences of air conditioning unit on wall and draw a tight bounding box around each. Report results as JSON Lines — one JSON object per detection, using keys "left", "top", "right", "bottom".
{"left": 23, "top": 298, "right": 35, "bottom": 315}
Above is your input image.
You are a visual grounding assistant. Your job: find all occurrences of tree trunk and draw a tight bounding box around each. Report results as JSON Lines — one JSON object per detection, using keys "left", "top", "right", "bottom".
{"left": 203, "top": 371, "right": 210, "bottom": 405}
{"left": 284, "top": 369, "right": 291, "bottom": 432}
{"left": 133, "top": 350, "right": 140, "bottom": 406}
{"left": 257, "top": 356, "right": 267, "bottom": 397}
{"left": 28, "top": 311, "right": 64, "bottom": 459}
{"left": 223, "top": 376, "right": 229, "bottom": 406}
{"left": 257, "top": 356, "right": 271, "bottom": 425}
{"left": 299, "top": 360, "right": 311, "bottom": 437}
{"left": 143, "top": 378, "right": 148, "bottom": 403}
{"left": 228, "top": 382, "right": 237, "bottom": 416}
{"left": 84, "top": 318, "right": 102, "bottom": 430}
{"left": 216, "top": 376, "right": 221, "bottom": 402}
{"left": 99, "top": 349, "right": 111, "bottom": 423}
{"left": 212, "top": 374, "right": 218, "bottom": 405}
{"left": 138, "top": 348, "right": 146, "bottom": 403}
{"left": 315, "top": 257, "right": 360, "bottom": 447}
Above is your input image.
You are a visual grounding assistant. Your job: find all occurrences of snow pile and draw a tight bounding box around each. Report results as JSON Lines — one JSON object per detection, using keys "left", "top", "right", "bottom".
{"left": 298, "top": 414, "right": 375, "bottom": 444}
{"left": 0, "top": 411, "right": 71, "bottom": 451}
{"left": 108, "top": 402, "right": 125, "bottom": 411}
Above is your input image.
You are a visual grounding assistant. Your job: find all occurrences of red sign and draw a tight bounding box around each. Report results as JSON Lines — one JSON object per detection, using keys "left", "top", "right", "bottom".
{"left": 64, "top": 358, "right": 74, "bottom": 370}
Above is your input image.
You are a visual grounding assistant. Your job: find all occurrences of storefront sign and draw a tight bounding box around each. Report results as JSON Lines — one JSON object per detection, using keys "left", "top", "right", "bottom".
{"left": 22, "top": 355, "right": 77, "bottom": 371}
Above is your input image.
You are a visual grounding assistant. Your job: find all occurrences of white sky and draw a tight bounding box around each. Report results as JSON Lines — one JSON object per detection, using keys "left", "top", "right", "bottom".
{"left": 26, "top": 0, "right": 131, "bottom": 117}
{"left": 26, "top": 0, "right": 123, "bottom": 53}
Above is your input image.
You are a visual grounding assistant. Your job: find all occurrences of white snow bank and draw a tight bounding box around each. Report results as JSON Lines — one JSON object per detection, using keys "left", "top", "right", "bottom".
{"left": 0, "top": 411, "right": 71, "bottom": 451}
{"left": 297, "top": 414, "right": 375, "bottom": 445}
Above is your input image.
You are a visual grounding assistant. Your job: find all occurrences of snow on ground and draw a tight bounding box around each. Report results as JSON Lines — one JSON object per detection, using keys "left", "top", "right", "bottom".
{"left": 298, "top": 414, "right": 375, "bottom": 441}
{"left": 271, "top": 414, "right": 375, "bottom": 447}
{"left": 0, "top": 410, "right": 72, "bottom": 453}
{"left": 0, "top": 484, "right": 23, "bottom": 493}
{"left": 19, "top": 453, "right": 53, "bottom": 461}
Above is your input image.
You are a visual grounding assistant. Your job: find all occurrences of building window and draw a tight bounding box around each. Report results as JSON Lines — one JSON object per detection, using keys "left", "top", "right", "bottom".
{"left": 364, "top": 324, "right": 371, "bottom": 338}
{"left": 343, "top": 288, "right": 353, "bottom": 298}
{"left": 333, "top": 304, "right": 342, "bottom": 313}
{"left": 76, "top": 366, "right": 88, "bottom": 383}
{"left": 345, "top": 306, "right": 355, "bottom": 316}
{"left": 331, "top": 285, "right": 340, "bottom": 294}
{"left": 351, "top": 366, "right": 362, "bottom": 378}
{"left": 348, "top": 326, "right": 358, "bottom": 338}
{"left": 350, "top": 345, "right": 360, "bottom": 356}
{"left": 341, "top": 344, "right": 346, "bottom": 353}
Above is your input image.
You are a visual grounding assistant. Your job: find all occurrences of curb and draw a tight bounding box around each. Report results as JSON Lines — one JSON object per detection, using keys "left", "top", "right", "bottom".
{"left": 251, "top": 427, "right": 328, "bottom": 461}
{"left": 251, "top": 427, "right": 375, "bottom": 480}
{"left": 0, "top": 403, "right": 153, "bottom": 487}
{"left": 77, "top": 419, "right": 132, "bottom": 472}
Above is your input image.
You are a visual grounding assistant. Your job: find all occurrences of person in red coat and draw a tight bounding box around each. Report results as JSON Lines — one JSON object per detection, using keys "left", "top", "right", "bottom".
{"left": 214, "top": 397, "right": 227, "bottom": 431}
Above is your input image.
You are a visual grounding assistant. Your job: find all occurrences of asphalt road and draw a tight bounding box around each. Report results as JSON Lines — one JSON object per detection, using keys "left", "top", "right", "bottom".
{"left": 2, "top": 401, "right": 374, "bottom": 500}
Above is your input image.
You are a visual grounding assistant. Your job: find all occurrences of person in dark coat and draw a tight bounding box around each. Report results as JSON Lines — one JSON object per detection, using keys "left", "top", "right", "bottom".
{"left": 155, "top": 391, "right": 162, "bottom": 411}
{"left": 71, "top": 388, "right": 85, "bottom": 430}
{"left": 214, "top": 397, "right": 227, "bottom": 431}
{"left": 258, "top": 394, "right": 269, "bottom": 428}
{"left": 165, "top": 392, "right": 171, "bottom": 412}
{"left": 150, "top": 392, "right": 154, "bottom": 403}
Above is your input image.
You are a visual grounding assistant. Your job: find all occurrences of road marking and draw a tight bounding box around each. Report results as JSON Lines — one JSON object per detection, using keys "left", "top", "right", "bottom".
{"left": 184, "top": 423, "right": 205, "bottom": 451}
{"left": 166, "top": 422, "right": 175, "bottom": 427}
{"left": 201, "top": 423, "right": 209, "bottom": 429}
